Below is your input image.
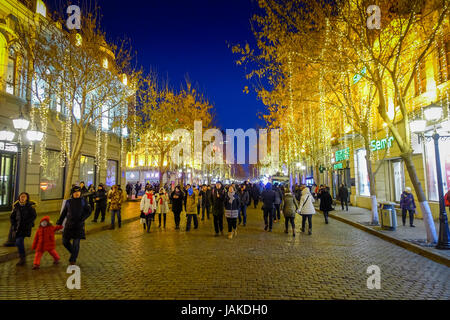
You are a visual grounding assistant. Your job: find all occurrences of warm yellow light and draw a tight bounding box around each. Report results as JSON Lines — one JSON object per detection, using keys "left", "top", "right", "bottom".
{"left": 122, "top": 74, "right": 127, "bottom": 86}
{"left": 36, "top": 0, "right": 47, "bottom": 17}
{"left": 102, "top": 58, "right": 108, "bottom": 69}
{"left": 75, "top": 33, "right": 82, "bottom": 46}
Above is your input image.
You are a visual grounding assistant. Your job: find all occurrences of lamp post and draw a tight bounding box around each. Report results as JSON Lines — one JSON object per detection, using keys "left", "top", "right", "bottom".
{"left": 410, "top": 104, "right": 450, "bottom": 250}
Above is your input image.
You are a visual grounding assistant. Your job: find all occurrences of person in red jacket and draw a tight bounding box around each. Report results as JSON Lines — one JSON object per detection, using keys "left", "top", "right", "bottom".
{"left": 31, "top": 216, "right": 63, "bottom": 270}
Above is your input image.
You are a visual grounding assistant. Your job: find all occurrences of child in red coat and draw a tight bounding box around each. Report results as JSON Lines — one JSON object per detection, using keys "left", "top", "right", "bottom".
{"left": 32, "top": 216, "right": 63, "bottom": 270}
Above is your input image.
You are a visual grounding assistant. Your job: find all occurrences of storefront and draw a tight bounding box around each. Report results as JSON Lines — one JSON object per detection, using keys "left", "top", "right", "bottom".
{"left": 106, "top": 159, "right": 118, "bottom": 187}
{"left": 0, "top": 143, "right": 17, "bottom": 211}
{"left": 331, "top": 147, "right": 352, "bottom": 199}
{"left": 79, "top": 155, "right": 96, "bottom": 187}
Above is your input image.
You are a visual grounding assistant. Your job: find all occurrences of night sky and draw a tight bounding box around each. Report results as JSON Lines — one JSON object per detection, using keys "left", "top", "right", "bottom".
{"left": 49, "top": 0, "right": 266, "bottom": 131}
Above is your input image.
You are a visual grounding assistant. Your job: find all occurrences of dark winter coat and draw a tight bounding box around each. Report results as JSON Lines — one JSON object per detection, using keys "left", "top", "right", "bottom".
{"left": 32, "top": 216, "right": 63, "bottom": 252}
{"left": 212, "top": 187, "right": 225, "bottom": 216}
{"left": 338, "top": 186, "right": 349, "bottom": 201}
{"left": 224, "top": 192, "right": 240, "bottom": 218}
{"left": 95, "top": 189, "right": 107, "bottom": 207}
{"left": 10, "top": 201, "right": 37, "bottom": 238}
{"left": 238, "top": 190, "right": 249, "bottom": 207}
{"left": 200, "top": 189, "right": 212, "bottom": 207}
{"left": 57, "top": 198, "right": 91, "bottom": 240}
{"left": 400, "top": 192, "right": 416, "bottom": 211}
{"left": 261, "top": 189, "right": 276, "bottom": 210}
{"left": 319, "top": 191, "right": 334, "bottom": 212}
{"left": 251, "top": 186, "right": 261, "bottom": 200}
{"left": 273, "top": 186, "right": 283, "bottom": 205}
{"left": 282, "top": 193, "right": 298, "bottom": 218}
{"left": 170, "top": 190, "right": 184, "bottom": 213}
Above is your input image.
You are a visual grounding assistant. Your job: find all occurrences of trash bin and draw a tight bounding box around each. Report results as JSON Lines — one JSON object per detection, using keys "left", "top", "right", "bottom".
{"left": 379, "top": 201, "right": 397, "bottom": 231}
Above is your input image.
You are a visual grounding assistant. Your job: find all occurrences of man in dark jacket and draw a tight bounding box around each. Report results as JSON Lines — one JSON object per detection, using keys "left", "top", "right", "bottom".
{"left": 212, "top": 182, "right": 225, "bottom": 236}
{"left": 238, "top": 185, "right": 250, "bottom": 226}
{"left": 170, "top": 186, "right": 184, "bottom": 229}
{"left": 338, "top": 184, "right": 349, "bottom": 211}
{"left": 273, "top": 183, "right": 283, "bottom": 222}
{"left": 200, "top": 185, "right": 212, "bottom": 221}
{"left": 92, "top": 184, "right": 107, "bottom": 223}
{"left": 10, "top": 192, "right": 37, "bottom": 266}
{"left": 319, "top": 187, "right": 333, "bottom": 224}
{"left": 57, "top": 186, "right": 91, "bottom": 265}
{"left": 261, "top": 183, "right": 276, "bottom": 232}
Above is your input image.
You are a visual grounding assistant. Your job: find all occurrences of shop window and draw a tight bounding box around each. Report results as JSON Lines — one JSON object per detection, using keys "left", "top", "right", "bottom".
{"left": 437, "top": 38, "right": 449, "bottom": 85}
{"left": 106, "top": 160, "right": 118, "bottom": 187}
{"left": 425, "top": 137, "right": 450, "bottom": 201}
{"left": 6, "top": 48, "right": 17, "bottom": 95}
{"left": 40, "top": 150, "right": 64, "bottom": 200}
{"left": 414, "top": 61, "right": 427, "bottom": 96}
{"left": 79, "top": 155, "right": 96, "bottom": 187}
{"left": 356, "top": 149, "right": 370, "bottom": 196}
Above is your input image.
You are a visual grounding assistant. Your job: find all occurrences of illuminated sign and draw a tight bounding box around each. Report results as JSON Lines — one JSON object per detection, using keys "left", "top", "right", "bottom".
{"left": 370, "top": 136, "right": 394, "bottom": 152}
{"left": 333, "top": 163, "right": 343, "bottom": 170}
{"left": 335, "top": 147, "right": 350, "bottom": 162}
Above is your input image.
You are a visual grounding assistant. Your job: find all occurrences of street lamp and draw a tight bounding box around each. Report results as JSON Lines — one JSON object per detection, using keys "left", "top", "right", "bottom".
{"left": 410, "top": 103, "right": 450, "bottom": 250}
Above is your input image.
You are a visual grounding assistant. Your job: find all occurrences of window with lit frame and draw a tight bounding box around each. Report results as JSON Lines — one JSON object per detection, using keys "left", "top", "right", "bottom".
{"left": 436, "top": 37, "right": 449, "bottom": 85}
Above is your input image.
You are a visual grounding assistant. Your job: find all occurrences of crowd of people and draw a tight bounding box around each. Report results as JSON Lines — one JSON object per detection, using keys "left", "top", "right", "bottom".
{"left": 7, "top": 176, "right": 440, "bottom": 270}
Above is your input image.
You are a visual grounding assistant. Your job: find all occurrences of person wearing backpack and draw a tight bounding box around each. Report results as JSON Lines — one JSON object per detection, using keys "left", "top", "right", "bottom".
{"left": 298, "top": 187, "right": 316, "bottom": 235}
{"left": 282, "top": 190, "right": 298, "bottom": 237}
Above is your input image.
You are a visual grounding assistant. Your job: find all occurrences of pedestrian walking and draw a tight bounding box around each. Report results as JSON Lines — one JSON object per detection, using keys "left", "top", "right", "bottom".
{"left": 79, "top": 181, "right": 89, "bottom": 199}
{"left": 92, "top": 184, "right": 107, "bottom": 223}
{"left": 200, "top": 184, "right": 212, "bottom": 221}
{"left": 319, "top": 187, "right": 333, "bottom": 224}
{"left": 156, "top": 187, "right": 169, "bottom": 228}
{"left": 108, "top": 185, "right": 124, "bottom": 229}
{"left": 400, "top": 187, "right": 416, "bottom": 227}
{"left": 87, "top": 184, "right": 95, "bottom": 212}
{"left": 338, "top": 184, "right": 349, "bottom": 211}
{"left": 56, "top": 186, "right": 92, "bottom": 265}
{"left": 185, "top": 186, "right": 199, "bottom": 231}
{"left": 261, "top": 183, "right": 276, "bottom": 232}
{"left": 282, "top": 190, "right": 298, "bottom": 237}
{"left": 170, "top": 186, "right": 184, "bottom": 230}
{"left": 140, "top": 187, "right": 157, "bottom": 232}
{"left": 195, "top": 186, "right": 202, "bottom": 216}
{"left": 10, "top": 192, "right": 37, "bottom": 266}
{"left": 225, "top": 185, "right": 240, "bottom": 239}
{"left": 183, "top": 184, "right": 190, "bottom": 212}
{"left": 212, "top": 181, "right": 225, "bottom": 236}
{"left": 238, "top": 184, "right": 249, "bottom": 226}
{"left": 273, "top": 183, "right": 283, "bottom": 222}
{"left": 31, "top": 216, "right": 63, "bottom": 270}
{"left": 135, "top": 182, "right": 142, "bottom": 198}
{"left": 298, "top": 187, "right": 316, "bottom": 235}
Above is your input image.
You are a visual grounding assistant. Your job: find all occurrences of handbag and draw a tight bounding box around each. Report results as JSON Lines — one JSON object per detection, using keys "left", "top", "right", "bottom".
{"left": 296, "top": 195, "right": 310, "bottom": 215}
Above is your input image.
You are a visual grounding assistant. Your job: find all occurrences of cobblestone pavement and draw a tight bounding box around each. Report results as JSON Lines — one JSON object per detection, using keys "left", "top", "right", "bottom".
{"left": 0, "top": 205, "right": 449, "bottom": 300}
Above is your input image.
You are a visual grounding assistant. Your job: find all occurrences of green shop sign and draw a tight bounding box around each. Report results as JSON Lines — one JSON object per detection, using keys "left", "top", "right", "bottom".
{"left": 333, "top": 163, "right": 343, "bottom": 170}
{"left": 370, "top": 136, "right": 394, "bottom": 152}
{"left": 335, "top": 147, "right": 350, "bottom": 162}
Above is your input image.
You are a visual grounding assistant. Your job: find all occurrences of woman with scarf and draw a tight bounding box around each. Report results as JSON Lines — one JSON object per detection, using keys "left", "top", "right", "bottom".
{"left": 185, "top": 185, "right": 199, "bottom": 232}
{"left": 170, "top": 186, "right": 184, "bottom": 230}
{"left": 156, "top": 187, "right": 170, "bottom": 228}
{"left": 225, "top": 185, "right": 240, "bottom": 239}
{"left": 140, "top": 187, "right": 157, "bottom": 232}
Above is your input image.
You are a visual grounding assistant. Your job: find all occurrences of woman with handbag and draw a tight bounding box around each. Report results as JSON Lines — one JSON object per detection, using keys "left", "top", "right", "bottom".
{"left": 298, "top": 187, "right": 316, "bottom": 235}
{"left": 282, "top": 190, "right": 298, "bottom": 237}
{"left": 140, "top": 187, "right": 157, "bottom": 233}
{"left": 319, "top": 187, "right": 333, "bottom": 224}
{"left": 156, "top": 187, "right": 170, "bottom": 228}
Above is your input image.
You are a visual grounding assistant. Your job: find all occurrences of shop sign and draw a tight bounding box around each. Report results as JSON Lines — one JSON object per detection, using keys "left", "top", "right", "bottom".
{"left": 333, "top": 163, "right": 343, "bottom": 170}
{"left": 335, "top": 147, "right": 350, "bottom": 162}
{"left": 0, "top": 142, "right": 18, "bottom": 153}
{"left": 370, "top": 136, "right": 394, "bottom": 152}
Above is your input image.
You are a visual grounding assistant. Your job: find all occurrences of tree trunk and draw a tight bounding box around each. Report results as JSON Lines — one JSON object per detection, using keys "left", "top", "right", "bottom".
{"left": 364, "top": 139, "right": 379, "bottom": 225}
{"left": 401, "top": 152, "right": 438, "bottom": 244}
{"left": 63, "top": 127, "right": 84, "bottom": 199}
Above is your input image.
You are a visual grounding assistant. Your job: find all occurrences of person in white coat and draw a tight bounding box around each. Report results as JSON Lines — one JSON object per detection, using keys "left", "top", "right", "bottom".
{"left": 156, "top": 188, "right": 170, "bottom": 228}
{"left": 140, "top": 187, "right": 157, "bottom": 233}
{"left": 298, "top": 187, "right": 316, "bottom": 235}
